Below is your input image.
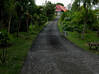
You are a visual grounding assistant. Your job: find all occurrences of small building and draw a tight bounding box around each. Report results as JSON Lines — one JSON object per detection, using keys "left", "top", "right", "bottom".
{"left": 56, "top": 5, "right": 67, "bottom": 15}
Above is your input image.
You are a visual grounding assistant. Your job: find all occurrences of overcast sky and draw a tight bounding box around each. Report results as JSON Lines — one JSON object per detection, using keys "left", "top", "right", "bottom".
{"left": 35, "top": 0, "right": 74, "bottom": 7}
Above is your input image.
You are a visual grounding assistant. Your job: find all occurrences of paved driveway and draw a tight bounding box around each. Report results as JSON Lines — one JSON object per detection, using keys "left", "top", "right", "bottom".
{"left": 21, "top": 18, "right": 99, "bottom": 74}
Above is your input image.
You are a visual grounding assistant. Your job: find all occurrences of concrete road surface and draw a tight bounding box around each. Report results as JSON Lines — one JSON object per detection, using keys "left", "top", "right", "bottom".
{"left": 21, "top": 18, "right": 99, "bottom": 74}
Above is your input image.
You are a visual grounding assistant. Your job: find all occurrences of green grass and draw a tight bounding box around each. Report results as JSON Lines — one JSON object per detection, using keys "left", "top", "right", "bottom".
{"left": 58, "top": 19, "right": 99, "bottom": 54}
{"left": 66, "top": 31, "right": 99, "bottom": 54}
{"left": 0, "top": 23, "right": 47, "bottom": 74}
{"left": 0, "top": 34, "right": 36, "bottom": 74}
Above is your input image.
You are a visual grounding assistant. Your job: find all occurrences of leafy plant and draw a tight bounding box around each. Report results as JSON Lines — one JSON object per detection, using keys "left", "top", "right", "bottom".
{"left": 0, "top": 32, "right": 9, "bottom": 64}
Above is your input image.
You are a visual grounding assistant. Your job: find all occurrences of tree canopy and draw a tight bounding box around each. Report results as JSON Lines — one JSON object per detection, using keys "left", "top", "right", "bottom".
{"left": 56, "top": 3, "right": 64, "bottom": 6}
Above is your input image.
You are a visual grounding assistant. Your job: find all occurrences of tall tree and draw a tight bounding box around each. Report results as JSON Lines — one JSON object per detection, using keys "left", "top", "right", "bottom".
{"left": 56, "top": 3, "right": 64, "bottom": 6}
{"left": 71, "top": 0, "right": 80, "bottom": 11}
{"left": 71, "top": 0, "right": 99, "bottom": 39}
{"left": 15, "top": 0, "right": 36, "bottom": 32}
{"left": 4, "top": 0, "right": 16, "bottom": 33}
{"left": 44, "top": 1, "right": 55, "bottom": 20}
{"left": 81, "top": 0, "right": 99, "bottom": 39}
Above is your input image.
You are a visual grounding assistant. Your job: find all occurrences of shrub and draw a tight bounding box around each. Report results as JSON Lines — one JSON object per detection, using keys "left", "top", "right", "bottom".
{"left": 0, "top": 31, "right": 9, "bottom": 64}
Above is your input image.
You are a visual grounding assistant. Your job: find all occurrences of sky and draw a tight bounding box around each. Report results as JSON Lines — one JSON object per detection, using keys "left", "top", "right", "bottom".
{"left": 35, "top": 0, "right": 74, "bottom": 7}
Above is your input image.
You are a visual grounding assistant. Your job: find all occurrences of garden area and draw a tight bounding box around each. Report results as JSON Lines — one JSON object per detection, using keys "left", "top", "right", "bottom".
{"left": 58, "top": 0, "right": 99, "bottom": 54}
{"left": 0, "top": 0, "right": 55, "bottom": 74}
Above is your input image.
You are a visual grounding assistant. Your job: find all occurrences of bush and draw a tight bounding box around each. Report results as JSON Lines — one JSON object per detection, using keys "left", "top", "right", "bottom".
{"left": 0, "top": 32, "right": 9, "bottom": 47}
{"left": 61, "top": 7, "right": 98, "bottom": 34}
{"left": 63, "top": 22, "right": 74, "bottom": 32}
{"left": 0, "top": 31, "right": 9, "bottom": 64}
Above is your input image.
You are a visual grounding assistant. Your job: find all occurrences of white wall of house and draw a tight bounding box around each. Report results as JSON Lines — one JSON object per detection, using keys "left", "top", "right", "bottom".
{"left": 56, "top": 11, "right": 63, "bottom": 16}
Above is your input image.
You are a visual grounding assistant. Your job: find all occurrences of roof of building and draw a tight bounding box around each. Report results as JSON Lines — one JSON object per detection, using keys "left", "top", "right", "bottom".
{"left": 56, "top": 5, "right": 67, "bottom": 12}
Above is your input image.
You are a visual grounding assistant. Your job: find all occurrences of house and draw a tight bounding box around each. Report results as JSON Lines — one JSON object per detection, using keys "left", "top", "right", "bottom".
{"left": 56, "top": 5, "right": 67, "bottom": 15}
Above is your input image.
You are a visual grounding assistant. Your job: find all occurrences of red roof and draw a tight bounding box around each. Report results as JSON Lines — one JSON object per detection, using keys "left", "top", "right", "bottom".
{"left": 56, "top": 5, "right": 67, "bottom": 12}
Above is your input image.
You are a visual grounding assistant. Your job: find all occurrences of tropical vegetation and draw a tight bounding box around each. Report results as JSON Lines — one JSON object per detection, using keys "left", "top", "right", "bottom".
{"left": 0, "top": 0, "right": 55, "bottom": 74}
{"left": 59, "top": 0, "right": 99, "bottom": 53}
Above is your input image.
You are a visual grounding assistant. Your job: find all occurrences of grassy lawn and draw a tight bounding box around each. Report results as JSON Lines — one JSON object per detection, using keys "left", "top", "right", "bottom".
{"left": 58, "top": 20, "right": 99, "bottom": 54}
{"left": 67, "top": 31, "right": 99, "bottom": 53}
{"left": 0, "top": 23, "right": 47, "bottom": 74}
{"left": 0, "top": 33, "right": 36, "bottom": 74}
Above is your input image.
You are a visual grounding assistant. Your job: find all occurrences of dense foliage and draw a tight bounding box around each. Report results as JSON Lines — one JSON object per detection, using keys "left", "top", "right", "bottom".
{"left": 0, "top": 0, "right": 56, "bottom": 39}
{"left": 0, "top": 0, "right": 55, "bottom": 33}
{"left": 44, "top": 1, "right": 56, "bottom": 20}
{"left": 56, "top": 3, "right": 64, "bottom": 6}
{"left": 0, "top": 0, "right": 55, "bottom": 64}
{"left": 60, "top": 0, "right": 99, "bottom": 39}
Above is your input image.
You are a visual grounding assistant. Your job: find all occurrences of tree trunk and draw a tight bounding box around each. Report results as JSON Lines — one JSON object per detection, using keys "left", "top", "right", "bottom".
{"left": 8, "top": 16, "right": 12, "bottom": 34}
{"left": 81, "top": 2, "right": 87, "bottom": 40}
{"left": 17, "top": 21, "right": 20, "bottom": 38}
{"left": 81, "top": 23, "right": 86, "bottom": 40}
{"left": 97, "top": 29, "right": 99, "bottom": 37}
{"left": 26, "top": 18, "right": 29, "bottom": 32}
